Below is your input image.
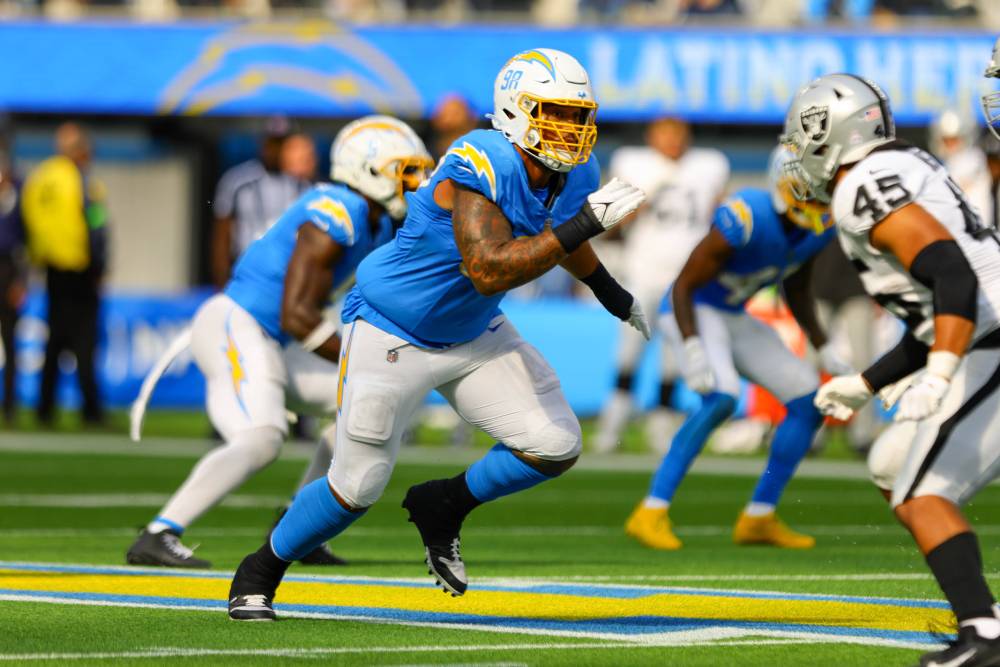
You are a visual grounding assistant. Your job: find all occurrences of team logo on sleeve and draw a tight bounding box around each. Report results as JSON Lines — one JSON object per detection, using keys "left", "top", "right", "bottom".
{"left": 723, "top": 198, "right": 754, "bottom": 244}
{"left": 448, "top": 142, "right": 497, "bottom": 201}
{"left": 307, "top": 196, "right": 355, "bottom": 244}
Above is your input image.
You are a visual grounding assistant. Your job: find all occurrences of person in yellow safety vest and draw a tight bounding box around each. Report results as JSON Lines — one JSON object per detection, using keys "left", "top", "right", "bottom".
{"left": 21, "top": 122, "right": 108, "bottom": 426}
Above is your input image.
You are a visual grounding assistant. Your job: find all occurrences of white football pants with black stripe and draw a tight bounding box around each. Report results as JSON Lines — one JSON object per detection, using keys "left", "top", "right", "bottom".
{"left": 868, "top": 332, "right": 1000, "bottom": 508}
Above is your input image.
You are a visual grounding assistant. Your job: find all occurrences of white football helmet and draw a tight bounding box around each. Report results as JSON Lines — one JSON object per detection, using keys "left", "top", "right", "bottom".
{"left": 982, "top": 37, "right": 1000, "bottom": 141}
{"left": 780, "top": 73, "right": 895, "bottom": 203}
{"left": 768, "top": 145, "right": 831, "bottom": 234}
{"left": 489, "top": 48, "right": 597, "bottom": 173}
{"left": 929, "top": 108, "right": 977, "bottom": 159}
{"left": 330, "top": 115, "right": 433, "bottom": 219}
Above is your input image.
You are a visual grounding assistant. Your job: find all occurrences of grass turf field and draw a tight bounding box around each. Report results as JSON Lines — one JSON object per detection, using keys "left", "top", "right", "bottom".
{"left": 2, "top": 428, "right": 998, "bottom": 665}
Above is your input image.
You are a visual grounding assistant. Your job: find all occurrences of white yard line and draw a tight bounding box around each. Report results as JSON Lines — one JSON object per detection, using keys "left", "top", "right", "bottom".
{"left": 0, "top": 556, "right": 975, "bottom": 586}
{"left": 0, "top": 592, "right": 941, "bottom": 649}
{"left": 0, "top": 638, "right": 831, "bottom": 662}
{"left": 479, "top": 573, "right": 945, "bottom": 583}
{"left": 0, "top": 493, "right": 287, "bottom": 508}
{"left": 0, "top": 433, "right": 873, "bottom": 479}
{"left": 0, "top": 568, "right": 947, "bottom": 606}
{"left": 0, "top": 596, "right": 776, "bottom": 646}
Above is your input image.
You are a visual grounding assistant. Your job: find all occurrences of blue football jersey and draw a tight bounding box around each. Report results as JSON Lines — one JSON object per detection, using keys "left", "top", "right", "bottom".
{"left": 662, "top": 187, "right": 834, "bottom": 314}
{"left": 225, "top": 183, "right": 393, "bottom": 342}
{"left": 342, "top": 129, "right": 601, "bottom": 347}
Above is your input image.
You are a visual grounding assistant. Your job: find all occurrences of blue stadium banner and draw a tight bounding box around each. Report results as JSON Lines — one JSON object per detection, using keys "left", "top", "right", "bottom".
{"left": 1, "top": 290, "right": 709, "bottom": 416}
{"left": 0, "top": 21, "right": 994, "bottom": 124}
{"left": 8, "top": 289, "right": 212, "bottom": 410}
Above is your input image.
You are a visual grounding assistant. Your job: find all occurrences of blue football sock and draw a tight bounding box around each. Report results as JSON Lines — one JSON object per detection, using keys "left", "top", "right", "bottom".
{"left": 465, "top": 443, "right": 552, "bottom": 503}
{"left": 648, "top": 392, "right": 737, "bottom": 502}
{"left": 751, "top": 392, "right": 823, "bottom": 507}
{"left": 150, "top": 516, "right": 185, "bottom": 535}
{"left": 270, "top": 477, "right": 364, "bottom": 561}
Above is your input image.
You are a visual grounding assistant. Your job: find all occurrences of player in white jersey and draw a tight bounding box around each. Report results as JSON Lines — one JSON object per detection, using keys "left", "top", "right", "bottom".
{"left": 929, "top": 109, "right": 994, "bottom": 230}
{"left": 595, "top": 118, "right": 729, "bottom": 453}
{"left": 125, "top": 116, "right": 432, "bottom": 569}
{"left": 783, "top": 71, "right": 1000, "bottom": 667}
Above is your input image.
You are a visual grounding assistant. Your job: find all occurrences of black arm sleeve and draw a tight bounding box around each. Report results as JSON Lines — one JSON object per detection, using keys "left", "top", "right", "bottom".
{"left": 861, "top": 330, "right": 929, "bottom": 393}
{"left": 909, "top": 239, "right": 978, "bottom": 322}
{"left": 580, "top": 263, "right": 633, "bottom": 321}
{"left": 551, "top": 205, "right": 603, "bottom": 254}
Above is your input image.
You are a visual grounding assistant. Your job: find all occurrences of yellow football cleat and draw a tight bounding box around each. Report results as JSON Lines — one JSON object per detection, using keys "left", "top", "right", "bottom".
{"left": 625, "top": 504, "right": 682, "bottom": 550}
{"left": 733, "top": 512, "right": 815, "bottom": 549}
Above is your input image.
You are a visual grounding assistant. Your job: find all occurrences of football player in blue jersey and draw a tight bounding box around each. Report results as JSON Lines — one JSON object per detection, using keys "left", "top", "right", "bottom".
{"left": 125, "top": 116, "right": 432, "bottom": 569}
{"left": 227, "top": 48, "right": 649, "bottom": 620}
{"left": 625, "top": 147, "right": 851, "bottom": 551}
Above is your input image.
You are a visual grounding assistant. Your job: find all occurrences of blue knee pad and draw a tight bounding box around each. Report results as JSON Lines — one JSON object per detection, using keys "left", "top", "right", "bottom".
{"left": 465, "top": 444, "right": 551, "bottom": 503}
{"left": 648, "top": 392, "right": 737, "bottom": 502}
{"left": 270, "top": 477, "right": 364, "bottom": 561}
{"left": 751, "top": 391, "right": 823, "bottom": 506}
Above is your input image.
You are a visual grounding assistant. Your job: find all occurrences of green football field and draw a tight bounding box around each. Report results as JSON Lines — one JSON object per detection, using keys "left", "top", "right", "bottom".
{"left": 2, "top": 429, "right": 998, "bottom": 666}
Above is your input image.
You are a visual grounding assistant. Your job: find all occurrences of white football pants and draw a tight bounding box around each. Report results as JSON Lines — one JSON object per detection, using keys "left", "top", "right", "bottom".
{"left": 866, "top": 341, "right": 1000, "bottom": 508}
{"left": 151, "top": 294, "right": 342, "bottom": 531}
{"left": 659, "top": 303, "right": 820, "bottom": 403}
{"left": 328, "top": 316, "right": 581, "bottom": 508}
{"left": 190, "top": 294, "right": 341, "bottom": 440}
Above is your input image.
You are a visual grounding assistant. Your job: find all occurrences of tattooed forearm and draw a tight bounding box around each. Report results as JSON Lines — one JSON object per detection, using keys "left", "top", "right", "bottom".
{"left": 452, "top": 185, "right": 568, "bottom": 296}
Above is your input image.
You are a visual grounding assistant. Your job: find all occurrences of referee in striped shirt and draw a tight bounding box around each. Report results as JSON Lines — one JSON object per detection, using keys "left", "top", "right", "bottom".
{"left": 210, "top": 121, "right": 314, "bottom": 289}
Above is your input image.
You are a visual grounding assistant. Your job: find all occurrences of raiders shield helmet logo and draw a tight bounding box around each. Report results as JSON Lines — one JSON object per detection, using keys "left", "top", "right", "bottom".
{"left": 800, "top": 105, "right": 830, "bottom": 142}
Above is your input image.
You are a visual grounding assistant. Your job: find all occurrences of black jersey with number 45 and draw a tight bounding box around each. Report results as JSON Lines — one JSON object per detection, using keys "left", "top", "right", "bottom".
{"left": 831, "top": 143, "right": 1000, "bottom": 345}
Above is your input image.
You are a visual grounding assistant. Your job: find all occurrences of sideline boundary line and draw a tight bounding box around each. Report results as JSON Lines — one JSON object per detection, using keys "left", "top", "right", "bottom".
{"left": 0, "top": 594, "right": 938, "bottom": 654}
{"left": 0, "top": 561, "right": 950, "bottom": 607}
{"left": 0, "top": 637, "right": 867, "bottom": 662}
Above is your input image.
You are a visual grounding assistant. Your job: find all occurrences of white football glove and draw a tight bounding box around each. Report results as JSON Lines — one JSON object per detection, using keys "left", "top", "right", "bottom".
{"left": 894, "top": 373, "right": 950, "bottom": 422}
{"left": 876, "top": 371, "right": 918, "bottom": 410}
{"left": 818, "top": 342, "right": 853, "bottom": 376}
{"left": 585, "top": 177, "right": 646, "bottom": 232}
{"left": 628, "top": 299, "right": 651, "bottom": 340}
{"left": 682, "top": 336, "right": 715, "bottom": 394}
{"left": 814, "top": 373, "right": 873, "bottom": 421}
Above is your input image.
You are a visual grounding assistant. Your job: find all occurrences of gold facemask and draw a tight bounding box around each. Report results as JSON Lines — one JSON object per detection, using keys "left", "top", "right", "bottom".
{"left": 777, "top": 179, "right": 831, "bottom": 234}
{"left": 519, "top": 94, "right": 598, "bottom": 167}
{"left": 382, "top": 154, "right": 435, "bottom": 200}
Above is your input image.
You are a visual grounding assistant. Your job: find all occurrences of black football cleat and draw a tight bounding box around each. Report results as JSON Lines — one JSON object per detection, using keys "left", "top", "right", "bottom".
{"left": 402, "top": 480, "right": 468, "bottom": 597}
{"left": 228, "top": 594, "right": 276, "bottom": 622}
{"left": 126, "top": 529, "right": 211, "bottom": 569}
{"left": 918, "top": 626, "right": 1000, "bottom": 667}
{"left": 228, "top": 548, "right": 288, "bottom": 621}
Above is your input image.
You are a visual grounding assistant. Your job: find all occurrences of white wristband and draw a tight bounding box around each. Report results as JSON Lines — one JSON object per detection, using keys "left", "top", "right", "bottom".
{"left": 301, "top": 319, "right": 339, "bottom": 352}
{"left": 926, "top": 350, "right": 961, "bottom": 381}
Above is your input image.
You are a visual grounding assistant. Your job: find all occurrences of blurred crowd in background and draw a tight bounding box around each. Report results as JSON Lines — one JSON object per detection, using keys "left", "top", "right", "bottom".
{"left": 0, "top": 0, "right": 995, "bottom": 27}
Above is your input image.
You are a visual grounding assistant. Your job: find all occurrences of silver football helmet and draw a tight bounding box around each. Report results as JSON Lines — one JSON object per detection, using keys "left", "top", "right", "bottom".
{"left": 982, "top": 37, "right": 1000, "bottom": 141}
{"left": 768, "top": 145, "right": 831, "bottom": 234}
{"left": 780, "top": 73, "right": 895, "bottom": 203}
